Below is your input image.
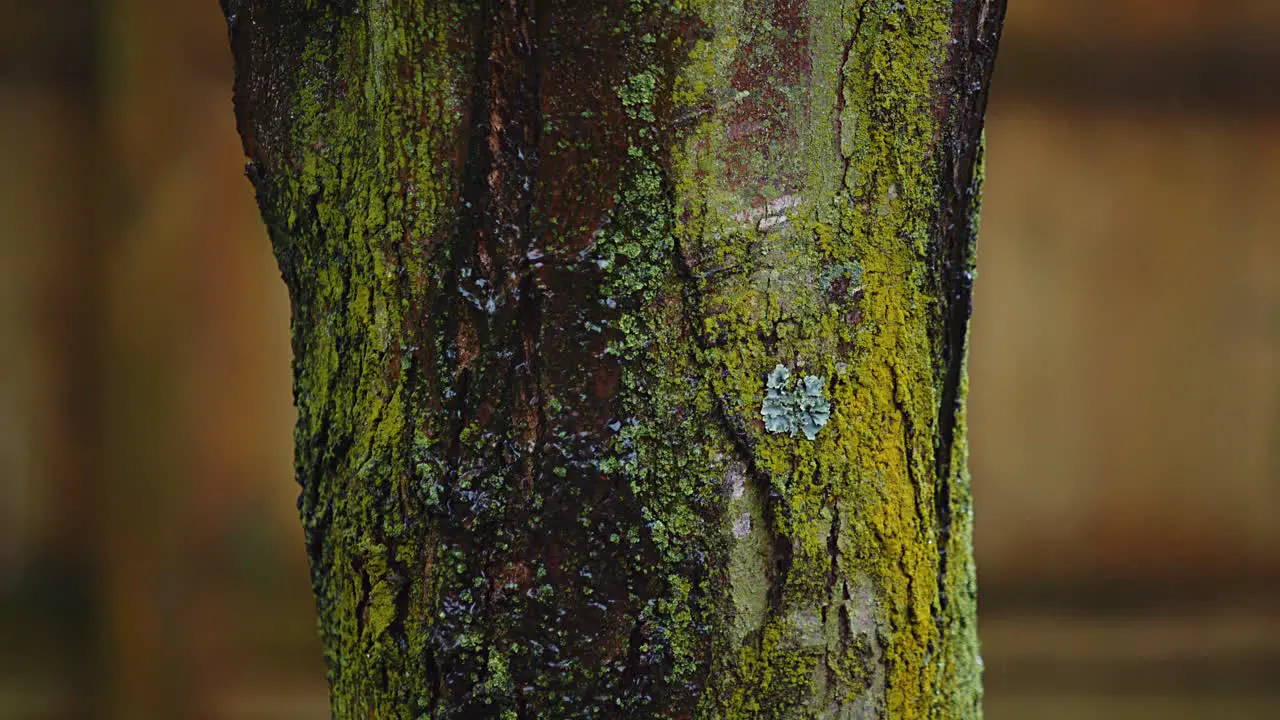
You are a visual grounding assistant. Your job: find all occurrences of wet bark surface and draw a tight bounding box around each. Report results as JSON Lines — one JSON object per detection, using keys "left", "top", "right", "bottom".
{"left": 222, "top": 1, "right": 1004, "bottom": 717}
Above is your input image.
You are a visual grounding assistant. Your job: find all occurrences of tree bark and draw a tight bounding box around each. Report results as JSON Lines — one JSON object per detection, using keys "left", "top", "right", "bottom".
{"left": 222, "top": 0, "right": 1004, "bottom": 717}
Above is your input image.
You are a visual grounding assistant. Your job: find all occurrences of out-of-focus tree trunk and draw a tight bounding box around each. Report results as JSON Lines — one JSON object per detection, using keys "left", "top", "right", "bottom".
{"left": 223, "top": 0, "right": 1003, "bottom": 716}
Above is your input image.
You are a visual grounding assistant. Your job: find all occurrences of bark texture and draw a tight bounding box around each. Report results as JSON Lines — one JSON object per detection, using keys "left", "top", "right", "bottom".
{"left": 222, "top": 0, "right": 1004, "bottom": 717}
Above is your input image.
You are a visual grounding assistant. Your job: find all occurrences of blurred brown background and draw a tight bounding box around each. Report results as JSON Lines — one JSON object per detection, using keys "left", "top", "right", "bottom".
{"left": 1, "top": 0, "right": 1276, "bottom": 718}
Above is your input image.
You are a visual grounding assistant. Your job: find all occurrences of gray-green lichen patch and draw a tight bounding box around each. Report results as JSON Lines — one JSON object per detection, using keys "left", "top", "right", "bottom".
{"left": 761, "top": 364, "right": 832, "bottom": 440}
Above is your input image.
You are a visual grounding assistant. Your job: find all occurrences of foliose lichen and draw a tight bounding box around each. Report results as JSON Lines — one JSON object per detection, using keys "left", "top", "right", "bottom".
{"left": 760, "top": 364, "right": 832, "bottom": 440}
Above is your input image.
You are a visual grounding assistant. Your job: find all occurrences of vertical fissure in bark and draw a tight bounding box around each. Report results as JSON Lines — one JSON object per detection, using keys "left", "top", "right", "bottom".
{"left": 834, "top": 0, "right": 866, "bottom": 184}
{"left": 352, "top": 552, "right": 371, "bottom": 644}
{"left": 677, "top": 234, "right": 790, "bottom": 638}
{"left": 821, "top": 500, "right": 843, "bottom": 694}
{"left": 931, "top": 0, "right": 1006, "bottom": 625}
{"left": 889, "top": 363, "right": 927, "bottom": 535}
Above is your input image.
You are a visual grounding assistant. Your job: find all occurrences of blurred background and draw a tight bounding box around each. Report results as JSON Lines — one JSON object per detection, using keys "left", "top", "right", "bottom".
{"left": 0, "top": 0, "right": 1276, "bottom": 717}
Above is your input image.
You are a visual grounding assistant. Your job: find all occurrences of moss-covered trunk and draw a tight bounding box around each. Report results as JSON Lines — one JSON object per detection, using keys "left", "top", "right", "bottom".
{"left": 222, "top": 0, "right": 1003, "bottom": 716}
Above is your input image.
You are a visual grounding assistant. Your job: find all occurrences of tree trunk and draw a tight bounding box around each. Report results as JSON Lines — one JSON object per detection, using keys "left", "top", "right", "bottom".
{"left": 222, "top": 0, "right": 1004, "bottom": 717}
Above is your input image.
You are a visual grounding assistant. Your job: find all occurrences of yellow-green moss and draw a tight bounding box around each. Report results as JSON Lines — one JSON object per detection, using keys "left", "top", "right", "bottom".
{"left": 664, "top": 0, "right": 977, "bottom": 716}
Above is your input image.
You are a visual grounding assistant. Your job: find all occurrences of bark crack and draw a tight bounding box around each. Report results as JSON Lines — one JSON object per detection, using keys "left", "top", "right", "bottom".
{"left": 931, "top": 0, "right": 1006, "bottom": 630}
{"left": 834, "top": 0, "right": 868, "bottom": 179}
{"left": 674, "top": 229, "right": 791, "bottom": 628}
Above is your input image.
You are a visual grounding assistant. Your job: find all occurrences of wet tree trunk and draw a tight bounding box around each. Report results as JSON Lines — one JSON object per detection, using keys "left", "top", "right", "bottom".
{"left": 222, "top": 0, "right": 1004, "bottom": 717}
